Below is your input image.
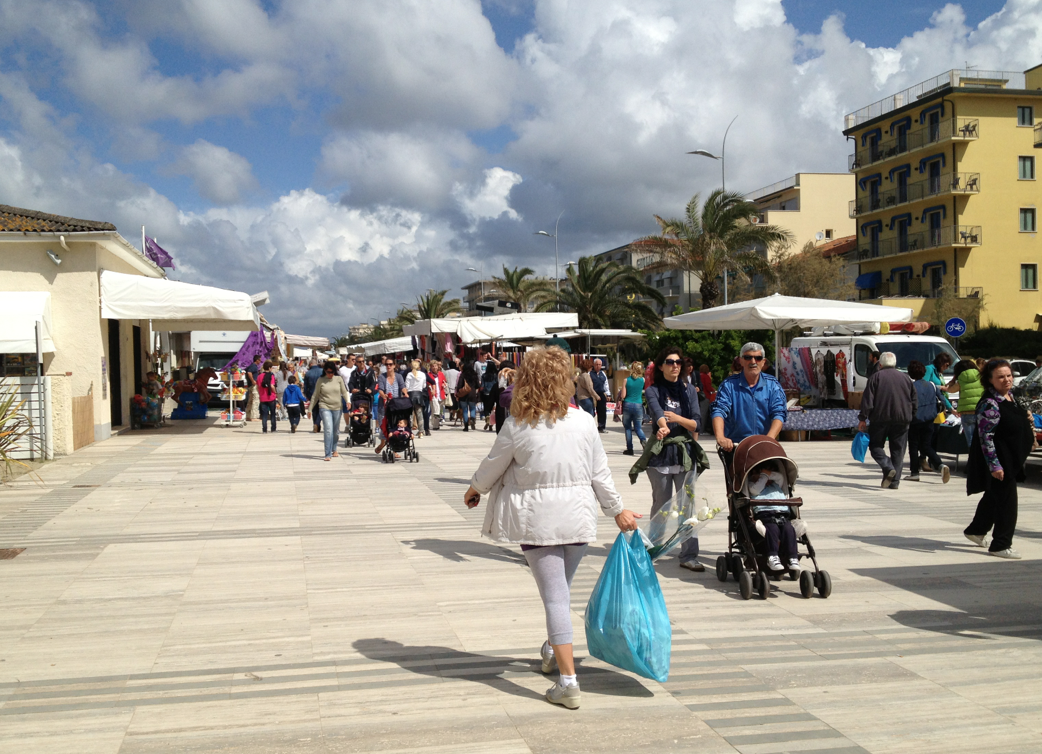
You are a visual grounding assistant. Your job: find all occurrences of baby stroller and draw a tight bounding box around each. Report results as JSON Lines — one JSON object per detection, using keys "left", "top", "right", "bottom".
{"left": 382, "top": 396, "right": 419, "bottom": 463}
{"left": 346, "top": 395, "right": 375, "bottom": 448}
{"left": 716, "top": 435, "right": 831, "bottom": 601}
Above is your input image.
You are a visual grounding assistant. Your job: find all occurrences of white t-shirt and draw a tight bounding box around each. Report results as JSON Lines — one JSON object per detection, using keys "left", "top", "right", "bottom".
{"left": 405, "top": 371, "right": 427, "bottom": 392}
{"left": 339, "top": 365, "right": 355, "bottom": 389}
{"left": 444, "top": 368, "right": 460, "bottom": 392}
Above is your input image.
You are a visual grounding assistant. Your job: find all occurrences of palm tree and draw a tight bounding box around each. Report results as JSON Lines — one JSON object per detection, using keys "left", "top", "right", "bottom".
{"left": 537, "top": 257, "right": 666, "bottom": 329}
{"left": 412, "top": 289, "right": 462, "bottom": 320}
{"left": 490, "top": 265, "right": 555, "bottom": 312}
{"left": 637, "top": 190, "right": 793, "bottom": 309}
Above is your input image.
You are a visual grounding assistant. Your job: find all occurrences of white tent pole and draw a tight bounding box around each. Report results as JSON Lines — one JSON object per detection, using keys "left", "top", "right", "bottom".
{"left": 35, "top": 320, "right": 44, "bottom": 461}
{"left": 142, "top": 226, "right": 146, "bottom": 255}
{"left": 774, "top": 328, "right": 780, "bottom": 379}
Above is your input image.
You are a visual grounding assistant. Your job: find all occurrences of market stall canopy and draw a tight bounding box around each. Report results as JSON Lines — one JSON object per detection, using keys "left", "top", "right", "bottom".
{"left": 356, "top": 336, "right": 414, "bottom": 356}
{"left": 403, "top": 312, "right": 578, "bottom": 344}
{"left": 663, "top": 294, "right": 914, "bottom": 331}
{"left": 550, "top": 329, "right": 646, "bottom": 340}
{"left": 284, "top": 334, "right": 330, "bottom": 349}
{"left": 0, "top": 291, "right": 55, "bottom": 353}
{"left": 100, "top": 270, "right": 259, "bottom": 331}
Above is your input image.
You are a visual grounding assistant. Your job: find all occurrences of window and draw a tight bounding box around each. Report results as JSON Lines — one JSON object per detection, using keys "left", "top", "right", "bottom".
{"left": 1020, "top": 156, "right": 1036, "bottom": 180}
{"left": 1020, "top": 207, "right": 1037, "bottom": 232}
{"left": 1023, "top": 264, "right": 1039, "bottom": 290}
{"left": 1018, "top": 106, "right": 1034, "bottom": 126}
{"left": 824, "top": 229, "right": 833, "bottom": 240}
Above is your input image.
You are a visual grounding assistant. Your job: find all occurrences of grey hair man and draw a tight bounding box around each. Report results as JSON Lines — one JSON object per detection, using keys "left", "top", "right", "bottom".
{"left": 590, "top": 358, "right": 609, "bottom": 432}
{"left": 857, "top": 351, "right": 918, "bottom": 489}
{"left": 711, "top": 342, "right": 787, "bottom": 451}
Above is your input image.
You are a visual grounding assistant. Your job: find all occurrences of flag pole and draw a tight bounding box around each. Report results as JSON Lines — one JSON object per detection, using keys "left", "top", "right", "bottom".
{"left": 142, "top": 225, "right": 146, "bottom": 256}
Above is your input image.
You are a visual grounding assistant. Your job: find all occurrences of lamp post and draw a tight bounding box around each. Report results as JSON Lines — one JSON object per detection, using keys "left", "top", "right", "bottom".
{"left": 465, "top": 266, "right": 483, "bottom": 315}
{"left": 535, "top": 211, "right": 564, "bottom": 310}
{"left": 687, "top": 113, "right": 738, "bottom": 305}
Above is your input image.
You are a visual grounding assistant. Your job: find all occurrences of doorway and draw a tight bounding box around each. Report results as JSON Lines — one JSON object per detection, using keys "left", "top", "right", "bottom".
{"left": 108, "top": 319, "right": 122, "bottom": 427}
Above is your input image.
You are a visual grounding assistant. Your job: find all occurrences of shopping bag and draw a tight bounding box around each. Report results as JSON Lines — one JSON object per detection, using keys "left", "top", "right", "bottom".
{"left": 584, "top": 531, "right": 671, "bottom": 682}
{"left": 646, "top": 470, "right": 697, "bottom": 548}
{"left": 851, "top": 431, "right": 869, "bottom": 462}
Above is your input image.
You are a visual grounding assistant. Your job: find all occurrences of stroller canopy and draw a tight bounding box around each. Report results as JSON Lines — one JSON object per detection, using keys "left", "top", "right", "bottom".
{"left": 731, "top": 436, "right": 799, "bottom": 494}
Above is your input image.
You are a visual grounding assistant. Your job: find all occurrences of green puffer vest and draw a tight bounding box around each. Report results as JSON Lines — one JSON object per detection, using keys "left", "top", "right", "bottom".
{"left": 957, "top": 369, "right": 984, "bottom": 412}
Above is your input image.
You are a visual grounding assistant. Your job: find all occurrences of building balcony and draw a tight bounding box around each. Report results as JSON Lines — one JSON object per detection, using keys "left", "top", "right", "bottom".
{"left": 860, "top": 282, "right": 983, "bottom": 300}
{"left": 853, "top": 225, "right": 982, "bottom": 261}
{"left": 1035, "top": 122, "right": 1042, "bottom": 148}
{"left": 848, "top": 173, "right": 980, "bottom": 217}
{"left": 848, "top": 118, "right": 979, "bottom": 172}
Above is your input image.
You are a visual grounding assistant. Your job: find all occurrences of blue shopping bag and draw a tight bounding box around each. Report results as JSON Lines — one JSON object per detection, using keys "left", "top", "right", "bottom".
{"left": 851, "top": 431, "right": 869, "bottom": 463}
{"left": 584, "top": 531, "right": 671, "bottom": 682}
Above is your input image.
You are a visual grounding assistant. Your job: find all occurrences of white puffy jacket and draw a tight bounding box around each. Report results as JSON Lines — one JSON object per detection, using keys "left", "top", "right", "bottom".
{"left": 471, "top": 407, "right": 624, "bottom": 545}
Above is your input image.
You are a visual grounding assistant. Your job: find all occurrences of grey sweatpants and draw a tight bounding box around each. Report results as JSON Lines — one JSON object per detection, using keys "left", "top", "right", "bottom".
{"left": 523, "top": 544, "right": 588, "bottom": 645}
{"left": 648, "top": 469, "right": 699, "bottom": 562}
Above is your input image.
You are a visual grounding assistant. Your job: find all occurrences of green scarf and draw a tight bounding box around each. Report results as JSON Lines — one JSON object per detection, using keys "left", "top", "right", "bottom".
{"left": 628, "top": 431, "right": 709, "bottom": 484}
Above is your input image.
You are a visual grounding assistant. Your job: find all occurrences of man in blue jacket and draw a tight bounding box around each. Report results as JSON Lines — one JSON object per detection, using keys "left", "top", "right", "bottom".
{"left": 303, "top": 358, "right": 324, "bottom": 433}
{"left": 711, "top": 342, "right": 787, "bottom": 451}
{"left": 590, "top": 358, "right": 609, "bottom": 433}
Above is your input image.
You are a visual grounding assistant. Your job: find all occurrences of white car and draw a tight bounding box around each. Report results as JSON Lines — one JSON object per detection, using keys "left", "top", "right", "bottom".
{"left": 1010, "top": 360, "right": 1038, "bottom": 387}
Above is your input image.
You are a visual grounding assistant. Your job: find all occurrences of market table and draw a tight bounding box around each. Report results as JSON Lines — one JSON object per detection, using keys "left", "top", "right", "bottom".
{"left": 782, "top": 409, "right": 860, "bottom": 432}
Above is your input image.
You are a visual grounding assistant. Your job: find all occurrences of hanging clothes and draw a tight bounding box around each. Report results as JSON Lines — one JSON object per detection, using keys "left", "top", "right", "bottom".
{"left": 835, "top": 350, "right": 849, "bottom": 399}
{"left": 813, "top": 350, "right": 826, "bottom": 398}
{"left": 824, "top": 350, "right": 837, "bottom": 395}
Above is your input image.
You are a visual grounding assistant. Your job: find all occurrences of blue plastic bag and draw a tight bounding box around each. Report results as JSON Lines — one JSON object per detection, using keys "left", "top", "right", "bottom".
{"left": 851, "top": 431, "right": 869, "bottom": 463}
{"left": 584, "top": 531, "right": 671, "bottom": 682}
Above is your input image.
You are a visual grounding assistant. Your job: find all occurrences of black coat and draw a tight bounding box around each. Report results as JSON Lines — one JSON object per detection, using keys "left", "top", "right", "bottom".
{"left": 966, "top": 394, "right": 1034, "bottom": 495}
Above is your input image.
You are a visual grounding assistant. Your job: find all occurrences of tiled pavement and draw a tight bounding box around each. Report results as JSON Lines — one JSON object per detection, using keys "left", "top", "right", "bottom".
{"left": 1, "top": 417, "right": 1041, "bottom": 753}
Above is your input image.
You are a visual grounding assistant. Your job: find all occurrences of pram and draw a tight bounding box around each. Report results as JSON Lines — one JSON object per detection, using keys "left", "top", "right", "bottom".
{"left": 716, "top": 435, "right": 831, "bottom": 601}
{"left": 346, "top": 395, "right": 375, "bottom": 448}
{"left": 382, "top": 396, "right": 419, "bottom": 463}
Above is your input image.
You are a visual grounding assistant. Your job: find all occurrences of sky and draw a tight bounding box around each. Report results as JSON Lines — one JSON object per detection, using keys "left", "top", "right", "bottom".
{"left": 0, "top": 0, "right": 1037, "bottom": 336}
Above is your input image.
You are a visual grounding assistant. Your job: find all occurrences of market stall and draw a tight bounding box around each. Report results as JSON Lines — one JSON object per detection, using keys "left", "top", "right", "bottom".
{"left": 403, "top": 313, "right": 577, "bottom": 357}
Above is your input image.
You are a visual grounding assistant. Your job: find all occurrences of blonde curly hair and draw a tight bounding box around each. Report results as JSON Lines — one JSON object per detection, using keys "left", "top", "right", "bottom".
{"left": 511, "top": 347, "right": 574, "bottom": 427}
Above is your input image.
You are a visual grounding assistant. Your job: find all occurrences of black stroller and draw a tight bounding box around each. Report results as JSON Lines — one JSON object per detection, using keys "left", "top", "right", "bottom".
{"left": 346, "top": 395, "right": 375, "bottom": 448}
{"left": 716, "top": 435, "right": 831, "bottom": 601}
{"left": 382, "top": 396, "right": 419, "bottom": 463}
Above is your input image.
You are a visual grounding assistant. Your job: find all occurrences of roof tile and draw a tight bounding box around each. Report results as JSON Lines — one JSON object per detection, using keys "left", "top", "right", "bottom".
{"left": 0, "top": 204, "right": 116, "bottom": 233}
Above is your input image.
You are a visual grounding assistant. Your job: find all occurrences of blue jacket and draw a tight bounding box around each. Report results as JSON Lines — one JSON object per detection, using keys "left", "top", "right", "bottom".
{"left": 710, "top": 373, "right": 787, "bottom": 443}
{"left": 590, "top": 369, "right": 608, "bottom": 397}
{"left": 303, "top": 366, "right": 323, "bottom": 399}
{"left": 282, "top": 384, "right": 305, "bottom": 407}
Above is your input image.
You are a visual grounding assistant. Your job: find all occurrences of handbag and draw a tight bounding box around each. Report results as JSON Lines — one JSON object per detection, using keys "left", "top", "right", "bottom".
{"left": 457, "top": 380, "right": 472, "bottom": 400}
{"left": 613, "top": 388, "right": 624, "bottom": 422}
{"left": 933, "top": 385, "right": 946, "bottom": 424}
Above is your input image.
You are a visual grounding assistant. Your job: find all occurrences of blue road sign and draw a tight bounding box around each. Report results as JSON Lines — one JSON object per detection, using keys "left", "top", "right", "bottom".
{"left": 945, "top": 317, "right": 967, "bottom": 338}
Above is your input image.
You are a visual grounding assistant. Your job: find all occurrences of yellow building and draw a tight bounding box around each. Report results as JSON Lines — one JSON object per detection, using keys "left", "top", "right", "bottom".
{"left": 747, "top": 173, "right": 856, "bottom": 258}
{"left": 844, "top": 66, "right": 1042, "bottom": 330}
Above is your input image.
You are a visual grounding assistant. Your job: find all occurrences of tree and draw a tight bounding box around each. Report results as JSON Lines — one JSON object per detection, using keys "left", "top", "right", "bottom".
{"left": 490, "top": 265, "right": 555, "bottom": 311}
{"left": 412, "top": 289, "right": 462, "bottom": 320}
{"left": 638, "top": 190, "right": 792, "bottom": 309}
{"left": 771, "top": 241, "right": 856, "bottom": 300}
{"left": 537, "top": 256, "right": 666, "bottom": 329}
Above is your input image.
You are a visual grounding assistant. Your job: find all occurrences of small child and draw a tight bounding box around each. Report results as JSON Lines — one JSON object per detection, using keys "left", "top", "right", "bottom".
{"left": 390, "top": 418, "right": 412, "bottom": 440}
{"left": 748, "top": 461, "right": 800, "bottom": 572}
{"left": 281, "top": 376, "right": 306, "bottom": 433}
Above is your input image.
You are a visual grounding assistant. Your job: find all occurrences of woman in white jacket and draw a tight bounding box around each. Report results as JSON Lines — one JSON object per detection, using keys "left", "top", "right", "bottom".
{"left": 464, "top": 347, "right": 640, "bottom": 710}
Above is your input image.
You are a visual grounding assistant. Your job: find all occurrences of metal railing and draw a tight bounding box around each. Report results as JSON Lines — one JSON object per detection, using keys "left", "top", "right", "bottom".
{"left": 854, "top": 225, "right": 982, "bottom": 261}
{"left": 845, "top": 69, "right": 1025, "bottom": 128}
{"left": 848, "top": 172, "right": 980, "bottom": 217}
{"left": 861, "top": 285, "right": 983, "bottom": 300}
{"left": 848, "top": 118, "right": 978, "bottom": 171}
{"left": 746, "top": 175, "right": 798, "bottom": 203}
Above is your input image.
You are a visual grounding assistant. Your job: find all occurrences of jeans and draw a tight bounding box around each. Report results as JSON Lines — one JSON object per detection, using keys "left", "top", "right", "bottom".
{"left": 578, "top": 397, "right": 595, "bottom": 416}
{"left": 461, "top": 400, "right": 478, "bottom": 425}
{"left": 621, "top": 402, "right": 646, "bottom": 450}
{"left": 961, "top": 413, "right": 977, "bottom": 448}
{"left": 868, "top": 421, "right": 908, "bottom": 485}
{"left": 259, "top": 401, "right": 276, "bottom": 432}
{"left": 647, "top": 468, "right": 699, "bottom": 562}
{"left": 908, "top": 421, "right": 942, "bottom": 474}
{"left": 320, "top": 408, "right": 342, "bottom": 457}
{"left": 287, "top": 405, "right": 301, "bottom": 428}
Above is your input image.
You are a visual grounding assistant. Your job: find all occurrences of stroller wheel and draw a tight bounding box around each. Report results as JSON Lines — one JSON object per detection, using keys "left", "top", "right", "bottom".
{"left": 799, "top": 569, "right": 814, "bottom": 599}
{"left": 816, "top": 570, "right": 832, "bottom": 599}
{"left": 413, "top": 451, "right": 419, "bottom": 462}
{"left": 730, "top": 555, "right": 745, "bottom": 581}
{"left": 756, "top": 572, "right": 771, "bottom": 600}
{"left": 738, "top": 570, "right": 753, "bottom": 600}
{"left": 715, "top": 555, "right": 728, "bottom": 582}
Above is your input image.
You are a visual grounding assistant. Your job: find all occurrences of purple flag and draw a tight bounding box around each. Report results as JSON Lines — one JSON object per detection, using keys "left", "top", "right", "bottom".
{"left": 144, "top": 236, "right": 175, "bottom": 269}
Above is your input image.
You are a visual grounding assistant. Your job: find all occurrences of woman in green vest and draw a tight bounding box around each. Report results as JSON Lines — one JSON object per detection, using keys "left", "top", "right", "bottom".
{"left": 948, "top": 359, "right": 984, "bottom": 446}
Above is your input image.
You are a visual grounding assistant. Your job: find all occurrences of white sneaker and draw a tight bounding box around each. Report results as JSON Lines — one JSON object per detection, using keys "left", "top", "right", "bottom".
{"left": 906, "top": 474, "right": 920, "bottom": 482}
{"left": 964, "top": 533, "right": 990, "bottom": 548}
{"left": 540, "top": 640, "right": 557, "bottom": 674}
{"left": 788, "top": 558, "right": 800, "bottom": 571}
{"left": 767, "top": 555, "right": 784, "bottom": 571}
{"left": 545, "top": 681, "right": 581, "bottom": 709}
{"left": 940, "top": 465, "right": 951, "bottom": 484}
{"left": 989, "top": 548, "right": 1022, "bottom": 560}
{"left": 882, "top": 469, "right": 896, "bottom": 488}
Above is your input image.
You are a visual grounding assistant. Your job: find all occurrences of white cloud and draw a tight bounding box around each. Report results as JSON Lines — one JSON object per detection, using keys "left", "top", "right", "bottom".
{"left": 170, "top": 139, "right": 258, "bottom": 205}
{"left": 453, "top": 168, "right": 523, "bottom": 223}
{"left": 734, "top": 0, "right": 786, "bottom": 31}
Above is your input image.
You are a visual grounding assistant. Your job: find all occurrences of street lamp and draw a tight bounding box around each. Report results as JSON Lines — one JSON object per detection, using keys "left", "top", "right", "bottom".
{"left": 535, "top": 211, "right": 564, "bottom": 310}
{"left": 465, "top": 266, "right": 484, "bottom": 315}
{"left": 688, "top": 113, "right": 739, "bottom": 305}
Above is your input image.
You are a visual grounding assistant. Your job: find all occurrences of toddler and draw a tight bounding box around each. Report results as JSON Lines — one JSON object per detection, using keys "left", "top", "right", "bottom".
{"left": 748, "top": 461, "right": 799, "bottom": 572}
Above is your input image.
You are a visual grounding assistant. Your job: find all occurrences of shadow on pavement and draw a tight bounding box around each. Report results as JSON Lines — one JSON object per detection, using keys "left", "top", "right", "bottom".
{"left": 400, "top": 538, "right": 528, "bottom": 564}
{"left": 852, "top": 559, "right": 1042, "bottom": 640}
{"left": 353, "top": 639, "right": 653, "bottom": 698}
{"left": 841, "top": 534, "right": 967, "bottom": 553}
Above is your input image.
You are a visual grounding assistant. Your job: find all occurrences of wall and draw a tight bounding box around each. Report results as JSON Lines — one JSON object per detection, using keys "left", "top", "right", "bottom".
{"left": 759, "top": 174, "right": 855, "bottom": 258}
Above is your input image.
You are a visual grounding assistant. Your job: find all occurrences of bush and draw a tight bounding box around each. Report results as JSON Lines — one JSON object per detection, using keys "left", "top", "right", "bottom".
{"left": 640, "top": 328, "right": 776, "bottom": 386}
{"left": 957, "top": 327, "right": 1042, "bottom": 359}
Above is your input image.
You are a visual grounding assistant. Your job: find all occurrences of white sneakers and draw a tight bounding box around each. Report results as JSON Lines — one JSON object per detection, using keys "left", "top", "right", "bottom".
{"left": 545, "top": 681, "right": 581, "bottom": 709}
{"left": 964, "top": 533, "right": 990, "bottom": 548}
{"left": 940, "top": 465, "right": 951, "bottom": 484}
{"left": 540, "top": 640, "right": 557, "bottom": 674}
{"left": 767, "top": 555, "right": 784, "bottom": 571}
{"left": 788, "top": 558, "right": 800, "bottom": 570}
{"left": 989, "top": 548, "right": 1022, "bottom": 560}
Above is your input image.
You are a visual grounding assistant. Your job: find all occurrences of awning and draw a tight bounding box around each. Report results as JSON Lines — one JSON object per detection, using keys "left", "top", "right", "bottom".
{"left": 855, "top": 271, "right": 882, "bottom": 290}
{"left": 403, "top": 312, "right": 578, "bottom": 344}
{"left": 355, "top": 336, "right": 415, "bottom": 356}
{"left": 285, "top": 334, "right": 330, "bottom": 348}
{"left": 0, "top": 292, "right": 55, "bottom": 353}
{"left": 99, "top": 270, "right": 259, "bottom": 331}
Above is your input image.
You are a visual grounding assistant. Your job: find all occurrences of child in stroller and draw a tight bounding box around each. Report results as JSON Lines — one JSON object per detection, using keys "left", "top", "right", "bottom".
{"left": 378, "top": 396, "right": 419, "bottom": 463}
{"left": 748, "top": 460, "right": 800, "bottom": 573}
{"left": 346, "top": 395, "right": 374, "bottom": 447}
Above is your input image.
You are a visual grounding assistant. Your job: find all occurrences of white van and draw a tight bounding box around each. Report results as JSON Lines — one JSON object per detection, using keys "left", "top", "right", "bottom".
{"left": 786, "top": 329, "right": 960, "bottom": 403}
{"left": 190, "top": 331, "right": 250, "bottom": 405}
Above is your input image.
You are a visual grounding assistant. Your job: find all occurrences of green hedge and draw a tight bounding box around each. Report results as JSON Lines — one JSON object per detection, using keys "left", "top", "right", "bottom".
{"left": 639, "top": 329, "right": 776, "bottom": 385}
{"left": 956, "top": 327, "right": 1042, "bottom": 359}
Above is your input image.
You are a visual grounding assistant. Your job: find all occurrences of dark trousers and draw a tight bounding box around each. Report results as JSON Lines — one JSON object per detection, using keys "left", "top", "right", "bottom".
{"left": 287, "top": 405, "right": 301, "bottom": 428}
{"left": 259, "top": 401, "right": 277, "bottom": 432}
{"left": 965, "top": 474, "right": 1019, "bottom": 552}
{"left": 868, "top": 421, "right": 908, "bottom": 484}
{"left": 422, "top": 394, "right": 430, "bottom": 433}
{"left": 762, "top": 519, "right": 797, "bottom": 560}
{"left": 495, "top": 404, "right": 506, "bottom": 434}
{"left": 313, "top": 403, "right": 322, "bottom": 429}
{"left": 595, "top": 394, "right": 607, "bottom": 430}
{"left": 908, "top": 421, "right": 942, "bottom": 474}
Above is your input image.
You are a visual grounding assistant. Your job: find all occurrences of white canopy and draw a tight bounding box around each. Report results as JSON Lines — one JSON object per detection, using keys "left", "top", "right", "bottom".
{"left": 0, "top": 292, "right": 55, "bottom": 353}
{"left": 100, "top": 270, "right": 259, "bottom": 331}
{"left": 285, "top": 334, "right": 330, "bottom": 348}
{"left": 664, "top": 294, "right": 914, "bottom": 331}
{"left": 356, "top": 336, "right": 414, "bottom": 356}
{"left": 404, "top": 312, "right": 578, "bottom": 344}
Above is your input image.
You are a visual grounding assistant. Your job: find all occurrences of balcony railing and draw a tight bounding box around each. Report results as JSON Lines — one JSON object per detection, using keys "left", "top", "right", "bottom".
{"left": 861, "top": 283, "right": 983, "bottom": 300}
{"left": 1035, "top": 122, "right": 1042, "bottom": 148}
{"left": 854, "top": 225, "right": 982, "bottom": 261}
{"left": 848, "top": 173, "right": 980, "bottom": 217}
{"left": 848, "top": 118, "right": 978, "bottom": 172}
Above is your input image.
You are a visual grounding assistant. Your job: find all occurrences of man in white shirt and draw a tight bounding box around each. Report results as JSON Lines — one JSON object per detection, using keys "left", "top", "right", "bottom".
{"left": 338, "top": 354, "right": 356, "bottom": 427}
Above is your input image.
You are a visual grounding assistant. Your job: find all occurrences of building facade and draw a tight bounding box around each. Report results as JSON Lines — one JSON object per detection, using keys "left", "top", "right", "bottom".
{"left": 593, "top": 244, "right": 699, "bottom": 315}
{"left": 844, "top": 66, "right": 1042, "bottom": 329}
{"left": 746, "top": 173, "right": 856, "bottom": 257}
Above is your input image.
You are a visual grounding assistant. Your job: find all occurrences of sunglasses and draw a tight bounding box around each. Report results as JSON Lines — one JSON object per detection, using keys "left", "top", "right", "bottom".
{"left": 662, "top": 358, "right": 683, "bottom": 366}
{"left": 742, "top": 355, "right": 765, "bottom": 362}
